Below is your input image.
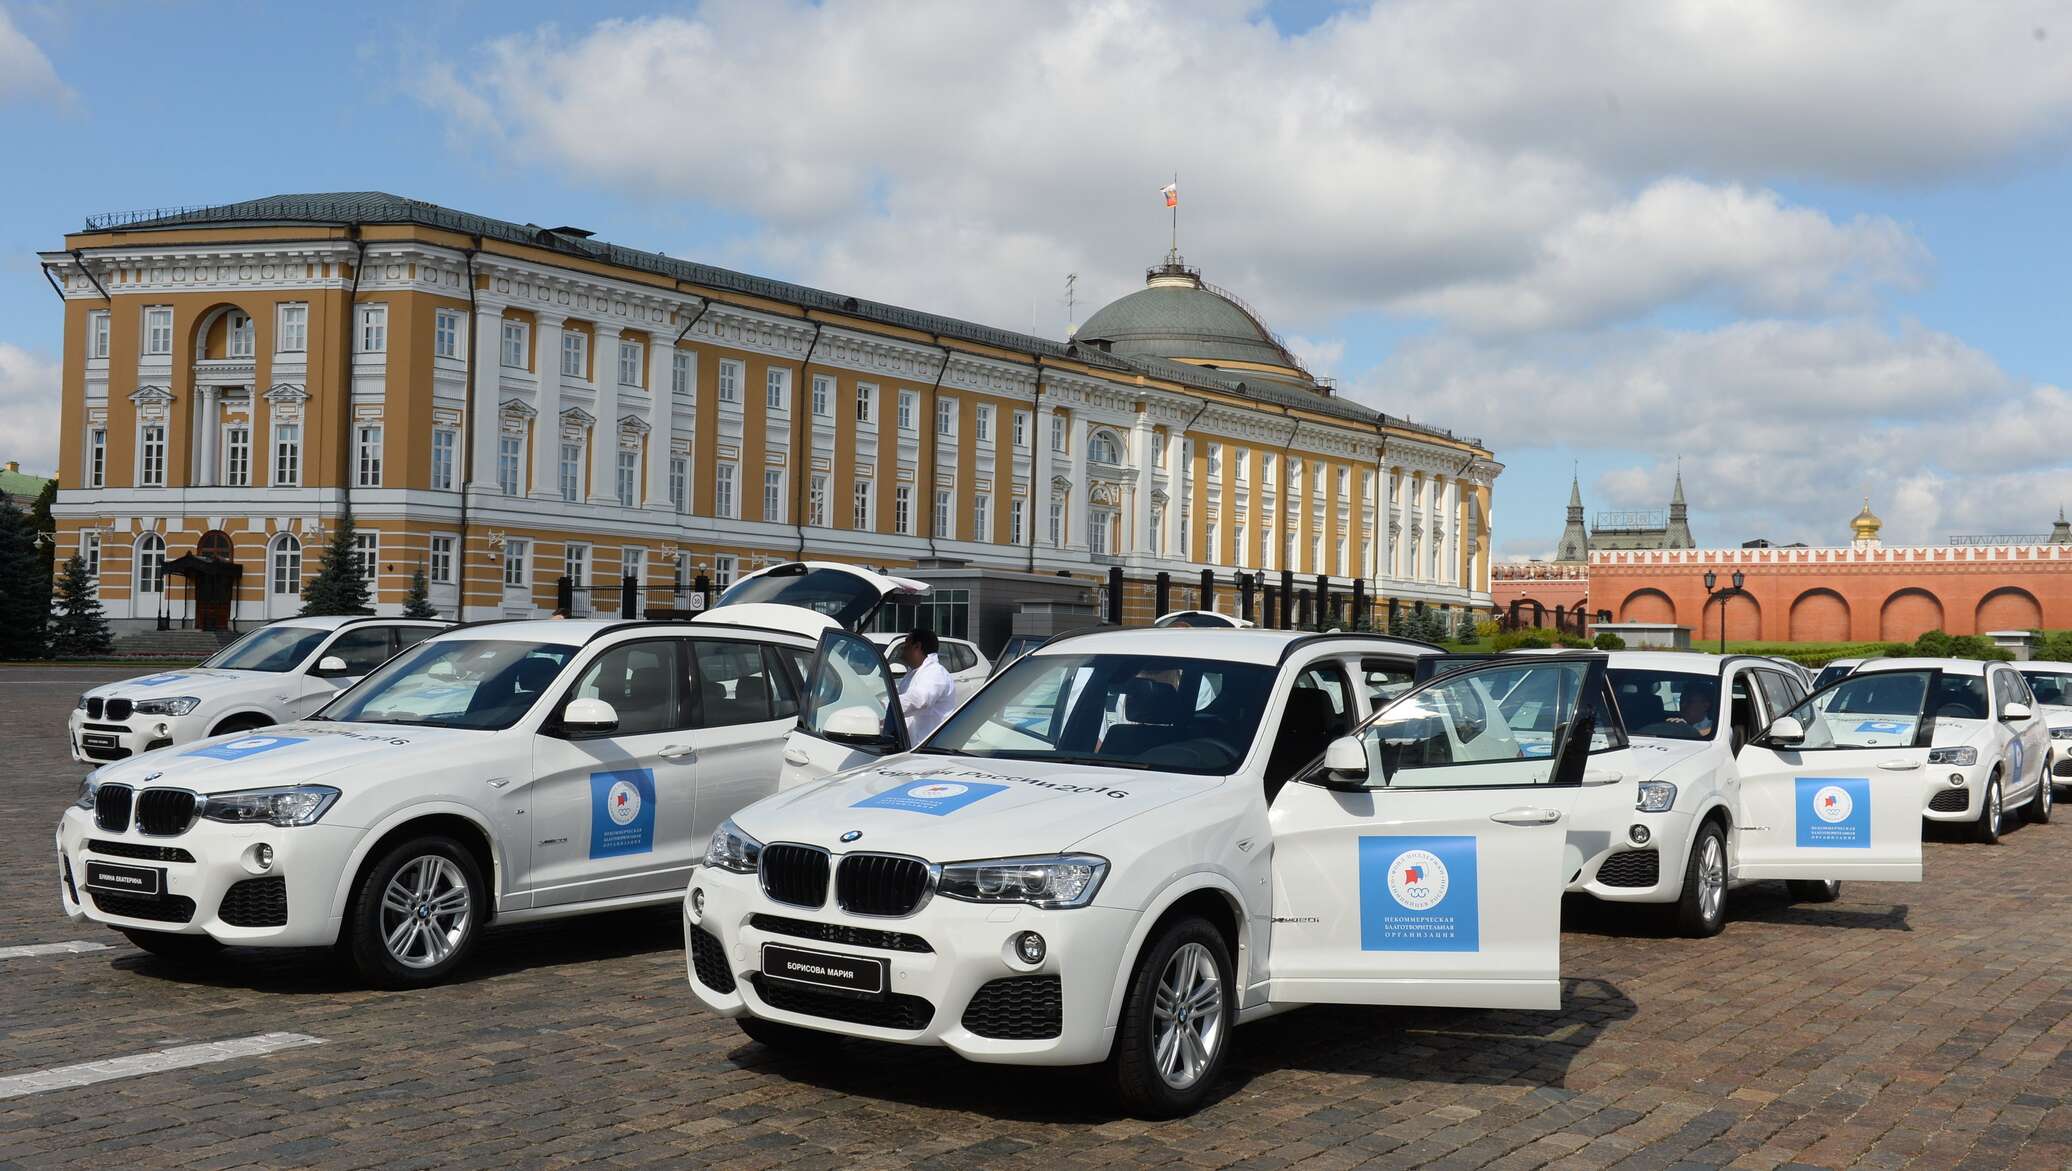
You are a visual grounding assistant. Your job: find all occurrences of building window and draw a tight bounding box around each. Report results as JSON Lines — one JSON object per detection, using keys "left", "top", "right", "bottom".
{"left": 894, "top": 485, "right": 913, "bottom": 534}
{"left": 1010, "top": 499, "right": 1026, "bottom": 544}
{"left": 273, "top": 423, "right": 302, "bottom": 486}
{"left": 1090, "top": 430, "right": 1121, "bottom": 465}
{"left": 671, "top": 349, "right": 693, "bottom": 395}
{"left": 566, "top": 543, "right": 588, "bottom": 590}
{"left": 355, "top": 425, "right": 383, "bottom": 487}
{"left": 616, "top": 450, "right": 639, "bottom": 507}
{"left": 811, "top": 375, "right": 832, "bottom": 418}
{"left": 974, "top": 494, "right": 990, "bottom": 540}
{"left": 228, "top": 313, "right": 255, "bottom": 359}
{"left": 429, "top": 535, "right": 454, "bottom": 584}
{"left": 1151, "top": 504, "right": 1166, "bottom": 556}
{"left": 352, "top": 533, "right": 379, "bottom": 583}
{"left": 435, "top": 310, "right": 462, "bottom": 359}
{"left": 562, "top": 332, "right": 588, "bottom": 378}
{"left": 933, "top": 489, "right": 953, "bottom": 538}
{"left": 766, "top": 368, "right": 789, "bottom": 411}
{"left": 277, "top": 304, "right": 308, "bottom": 353}
{"left": 1234, "top": 449, "right": 1248, "bottom": 484}
{"left": 500, "top": 320, "right": 528, "bottom": 369}
{"left": 715, "top": 462, "right": 737, "bottom": 518}
{"left": 1048, "top": 494, "right": 1064, "bottom": 546}
{"left": 1207, "top": 444, "right": 1221, "bottom": 478}
{"left": 1263, "top": 453, "right": 1276, "bottom": 486}
{"left": 135, "top": 533, "right": 165, "bottom": 595}
{"left": 1204, "top": 521, "right": 1218, "bottom": 564}
{"left": 898, "top": 390, "right": 917, "bottom": 432}
{"left": 89, "top": 311, "right": 110, "bottom": 359}
{"left": 224, "top": 426, "right": 251, "bottom": 487}
{"left": 496, "top": 434, "right": 522, "bottom": 496}
{"left": 431, "top": 429, "right": 457, "bottom": 491}
{"left": 1051, "top": 414, "right": 1067, "bottom": 453}
{"left": 718, "top": 360, "right": 741, "bottom": 404}
{"left": 622, "top": 547, "right": 644, "bottom": 587}
{"left": 763, "top": 469, "right": 784, "bottom": 522}
{"left": 714, "top": 554, "right": 737, "bottom": 591}
{"left": 1013, "top": 410, "right": 1029, "bottom": 449}
{"left": 266, "top": 534, "right": 301, "bottom": 595}
{"left": 975, "top": 404, "right": 993, "bottom": 443}
{"left": 1233, "top": 523, "right": 1247, "bottom": 568}
{"left": 560, "top": 443, "right": 583, "bottom": 503}
{"left": 855, "top": 384, "right": 875, "bottom": 423}
{"left": 87, "top": 429, "right": 106, "bottom": 487}
{"left": 1336, "top": 535, "right": 1348, "bottom": 577}
{"left": 618, "top": 340, "right": 643, "bottom": 387}
{"left": 809, "top": 474, "right": 828, "bottom": 526}
{"left": 669, "top": 456, "right": 688, "bottom": 514}
{"left": 853, "top": 481, "right": 873, "bottom": 529}
{"left": 1090, "top": 510, "right": 1112, "bottom": 555}
{"left": 503, "top": 539, "right": 528, "bottom": 589}
{"left": 80, "top": 531, "right": 100, "bottom": 581}
{"left": 936, "top": 398, "right": 956, "bottom": 436}
{"left": 143, "top": 307, "right": 173, "bottom": 356}
{"left": 358, "top": 305, "right": 388, "bottom": 353}
{"left": 138, "top": 424, "right": 166, "bottom": 487}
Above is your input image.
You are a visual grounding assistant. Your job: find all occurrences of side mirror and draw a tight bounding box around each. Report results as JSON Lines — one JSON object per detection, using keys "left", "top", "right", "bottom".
{"left": 313, "top": 655, "right": 350, "bottom": 677}
{"left": 2001, "top": 702, "right": 2032, "bottom": 721}
{"left": 823, "top": 706, "right": 886, "bottom": 744}
{"left": 1765, "top": 715, "right": 1806, "bottom": 746}
{"left": 561, "top": 697, "right": 619, "bottom": 733}
{"left": 1322, "top": 735, "right": 1369, "bottom": 781}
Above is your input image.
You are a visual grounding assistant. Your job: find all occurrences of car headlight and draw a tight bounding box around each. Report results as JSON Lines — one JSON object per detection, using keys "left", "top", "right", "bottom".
{"left": 76, "top": 693, "right": 90, "bottom": 712}
{"left": 703, "top": 819, "right": 764, "bottom": 874}
{"left": 1635, "top": 781, "right": 1678, "bottom": 813}
{"left": 75, "top": 776, "right": 99, "bottom": 809}
{"left": 936, "top": 854, "right": 1108, "bottom": 909}
{"left": 1928, "top": 746, "right": 1977, "bottom": 766}
{"left": 131, "top": 696, "right": 201, "bottom": 716}
{"left": 2052, "top": 726, "right": 2072, "bottom": 740}
{"left": 199, "top": 786, "right": 340, "bottom": 827}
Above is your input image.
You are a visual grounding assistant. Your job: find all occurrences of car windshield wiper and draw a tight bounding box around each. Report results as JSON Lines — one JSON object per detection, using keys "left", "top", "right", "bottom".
{"left": 976, "top": 751, "right": 1155, "bottom": 771}
{"left": 910, "top": 745, "right": 964, "bottom": 756}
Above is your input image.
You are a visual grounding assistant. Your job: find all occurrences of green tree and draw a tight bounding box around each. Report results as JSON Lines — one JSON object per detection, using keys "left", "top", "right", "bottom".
{"left": 1454, "top": 612, "right": 1480, "bottom": 644}
{"left": 48, "top": 554, "right": 112, "bottom": 656}
{"left": 300, "top": 508, "right": 370, "bottom": 616}
{"left": 0, "top": 495, "right": 48, "bottom": 659}
{"left": 401, "top": 567, "right": 437, "bottom": 618}
{"left": 30, "top": 478, "right": 56, "bottom": 578}
{"left": 1593, "top": 630, "right": 1627, "bottom": 650}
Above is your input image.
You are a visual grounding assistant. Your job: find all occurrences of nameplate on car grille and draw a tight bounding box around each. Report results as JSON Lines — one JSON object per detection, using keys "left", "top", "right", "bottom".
{"left": 760, "top": 943, "right": 886, "bottom": 996}
{"left": 83, "top": 861, "right": 162, "bottom": 896}
{"left": 82, "top": 734, "right": 118, "bottom": 749}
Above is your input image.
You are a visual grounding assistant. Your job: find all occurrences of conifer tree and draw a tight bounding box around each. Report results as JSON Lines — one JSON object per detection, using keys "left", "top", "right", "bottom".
{"left": 0, "top": 495, "right": 48, "bottom": 659}
{"left": 401, "top": 567, "right": 437, "bottom": 618}
{"left": 48, "top": 554, "right": 113, "bottom": 656}
{"left": 299, "top": 508, "right": 371, "bottom": 616}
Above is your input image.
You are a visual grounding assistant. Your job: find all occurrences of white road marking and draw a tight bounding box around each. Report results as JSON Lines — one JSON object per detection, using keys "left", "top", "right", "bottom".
{"left": 0, "top": 1033, "right": 324, "bottom": 1098}
{"left": 0, "top": 941, "right": 115, "bottom": 960}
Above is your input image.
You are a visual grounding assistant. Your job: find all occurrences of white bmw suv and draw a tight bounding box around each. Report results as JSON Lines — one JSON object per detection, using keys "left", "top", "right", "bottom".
{"left": 1855, "top": 657, "right": 2054, "bottom": 841}
{"left": 2015, "top": 660, "right": 2072, "bottom": 796}
{"left": 68, "top": 616, "right": 449, "bottom": 764}
{"left": 684, "top": 630, "right": 1919, "bottom": 1116}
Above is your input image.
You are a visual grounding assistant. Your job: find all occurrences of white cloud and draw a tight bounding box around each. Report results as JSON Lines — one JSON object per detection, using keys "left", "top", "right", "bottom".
{"left": 0, "top": 342, "right": 61, "bottom": 476}
{"left": 0, "top": 8, "right": 66, "bottom": 106}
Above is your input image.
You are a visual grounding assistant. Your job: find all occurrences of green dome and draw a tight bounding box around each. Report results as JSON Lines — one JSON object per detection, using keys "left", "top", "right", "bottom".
{"left": 1077, "top": 262, "right": 1311, "bottom": 382}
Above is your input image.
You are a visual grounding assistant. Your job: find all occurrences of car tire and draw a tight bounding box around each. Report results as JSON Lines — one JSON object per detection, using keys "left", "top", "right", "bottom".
{"left": 736, "top": 1016, "right": 839, "bottom": 1053}
{"left": 1672, "top": 822, "right": 1728, "bottom": 938}
{"left": 1974, "top": 777, "right": 2003, "bottom": 844}
{"left": 119, "top": 928, "right": 225, "bottom": 965}
{"left": 209, "top": 713, "right": 274, "bottom": 737}
{"left": 344, "top": 835, "right": 485, "bottom": 989}
{"left": 1785, "top": 879, "right": 1842, "bottom": 903}
{"left": 2028, "top": 760, "right": 2052, "bottom": 824}
{"left": 1109, "top": 915, "right": 1232, "bottom": 1119}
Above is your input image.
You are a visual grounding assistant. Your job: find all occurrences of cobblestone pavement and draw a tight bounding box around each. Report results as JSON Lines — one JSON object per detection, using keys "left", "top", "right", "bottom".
{"left": 1, "top": 666, "right": 2067, "bottom": 1169}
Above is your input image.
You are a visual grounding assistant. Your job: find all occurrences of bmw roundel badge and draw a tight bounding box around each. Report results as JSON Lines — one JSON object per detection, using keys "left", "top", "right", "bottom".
{"left": 840, "top": 830, "right": 863, "bottom": 843}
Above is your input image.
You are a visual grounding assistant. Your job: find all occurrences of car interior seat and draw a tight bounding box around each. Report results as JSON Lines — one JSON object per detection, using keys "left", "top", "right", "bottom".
{"left": 1100, "top": 679, "right": 1183, "bottom": 758}
{"left": 1265, "top": 688, "right": 1342, "bottom": 800}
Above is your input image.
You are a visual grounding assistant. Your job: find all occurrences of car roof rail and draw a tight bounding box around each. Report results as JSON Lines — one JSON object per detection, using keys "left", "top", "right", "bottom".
{"left": 586, "top": 617, "right": 814, "bottom": 644}
{"left": 1275, "top": 631, "right": 1445, "bottom": 665}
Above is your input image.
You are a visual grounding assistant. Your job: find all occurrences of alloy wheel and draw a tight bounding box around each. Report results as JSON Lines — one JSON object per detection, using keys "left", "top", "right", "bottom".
{"left": 1991, "top": 783, "right": 2003, "bottom": 835}
{"left": 1151, "top": 942, "right": 1225, "bottom": 1090}
{"left": 379, "top": 855, "right": 472, "bottom": 969}
{"left": 1698, "top": 834, "right": 1726, "bottom": 925}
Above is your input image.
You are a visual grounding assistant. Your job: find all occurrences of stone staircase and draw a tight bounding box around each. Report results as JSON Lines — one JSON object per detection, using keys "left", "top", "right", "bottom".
{"left": 108, "top": 629, "right": 239, "bottom": 660}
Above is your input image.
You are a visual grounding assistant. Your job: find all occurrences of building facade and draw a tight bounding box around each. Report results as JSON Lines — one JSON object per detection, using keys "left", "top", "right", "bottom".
{"left": 39, "top": 194, "right": 1498, "bottom": 638}
{"left": 1553, "top": 469, "right": 1694, "bottom": 563}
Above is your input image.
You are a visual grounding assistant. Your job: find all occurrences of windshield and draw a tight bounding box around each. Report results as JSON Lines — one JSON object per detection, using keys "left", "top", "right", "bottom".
{"left": 321, "top": 639, "right": 577, "bottom": 730}
{"left": 1812, "top": 664, "right": 1854, "bottom": 689}
{"left": 1609, "top": 669, "right": 1720, "bottom": 741}
{"left": 2020, "top": 671, "right": 2072, "bottom": 707}
{"left": 1909, "top": 673, "right": 1989, "bottom": 720}
{"left": 201, "top": 625, "right": 330, "bottom": 672}
{"left": 716, "top": 565, "right": 895, "bottom": 631}
{"left": 926, "top": 652, "right": 1277, "bottom": 775}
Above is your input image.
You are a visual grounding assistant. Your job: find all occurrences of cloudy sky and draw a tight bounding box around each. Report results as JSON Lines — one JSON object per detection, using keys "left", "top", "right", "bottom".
{"left": 2, "top": 0, "right": 2068, "bottom": 555}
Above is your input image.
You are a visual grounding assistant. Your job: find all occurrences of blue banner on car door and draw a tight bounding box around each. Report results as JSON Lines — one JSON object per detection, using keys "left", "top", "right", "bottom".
{"left": 1795, "top": 776, "right": 1870, "bottom": 848}
{"left": 589, "top": 769, "right": 656, "bottom": 857}
{"left": 1358, "top": 834, "right": 1479, "bottom": 952}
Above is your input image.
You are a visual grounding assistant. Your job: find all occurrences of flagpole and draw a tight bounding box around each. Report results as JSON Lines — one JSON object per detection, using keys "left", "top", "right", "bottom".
{"left": 1170, "top": 172, "right": 1178, "bottom": 258}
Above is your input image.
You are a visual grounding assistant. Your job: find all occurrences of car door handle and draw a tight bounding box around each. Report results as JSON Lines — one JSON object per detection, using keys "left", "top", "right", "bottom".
{"left": 1584, "top": 769, "right": 1624, "bottom": 783}
{"left": 1490, "top": 807, "right": 1563, "bottom": 826}
{"left": 783, "top": 747, "right": 810, "bottom": 766}
{"left": 1877, "top": 759, "right": 1923, "bottom": 771}
{"left": 659, "top": 745, "right": 698, "bottom": 761}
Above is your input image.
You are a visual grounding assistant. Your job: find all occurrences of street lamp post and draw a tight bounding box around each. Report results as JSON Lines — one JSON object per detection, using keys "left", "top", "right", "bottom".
{"left": 1702, "top": 569, "right": 1748, "bottom": 655}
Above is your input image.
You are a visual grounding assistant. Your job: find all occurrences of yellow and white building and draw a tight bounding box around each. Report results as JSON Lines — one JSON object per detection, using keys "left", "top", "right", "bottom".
{"left": 39, "top": 193, "right": 1498, "bottom": 636}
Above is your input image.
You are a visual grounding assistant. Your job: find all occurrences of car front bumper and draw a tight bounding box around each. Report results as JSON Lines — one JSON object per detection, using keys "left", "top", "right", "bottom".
{"left": 1568, "top": 809, "right": 1696, "bottom": 904}
{"left": 67, "top": 709, "right": 210, "bottom": 765}
{"left": 1920, "top": 764, "right": 1989, "bottom": 822}
{"left": 56, "top": 805, "right": 356, "bottom": 947}
{"left": 684, "top": 863, "right": 1137, "bottom": 1066}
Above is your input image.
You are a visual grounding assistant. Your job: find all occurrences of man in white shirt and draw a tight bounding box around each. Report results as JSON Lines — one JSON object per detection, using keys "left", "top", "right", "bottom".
{"left": 895, "top": 628, "right": 958, "bottom": 743}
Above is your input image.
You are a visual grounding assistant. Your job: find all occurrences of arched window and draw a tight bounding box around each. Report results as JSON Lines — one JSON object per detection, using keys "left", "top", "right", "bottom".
{"left": 270, "top": 534, "right": 302, "bottom": 595}
{"left": 134, "top": 533, "right": 165, "bottom": 595}
{"left": 1088, "top": 430, "right": 1122, "bottom": 465}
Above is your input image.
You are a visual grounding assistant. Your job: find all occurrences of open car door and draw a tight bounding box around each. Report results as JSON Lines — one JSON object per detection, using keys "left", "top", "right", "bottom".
{"left": 1731, "top": 668, "right": 1937, "bottom": 882}
{"left": 778, "top": 628, "right": 911, "bottom": 789}
{"left": 1267, "top": 654, "right": 1608, "bottom": 1011}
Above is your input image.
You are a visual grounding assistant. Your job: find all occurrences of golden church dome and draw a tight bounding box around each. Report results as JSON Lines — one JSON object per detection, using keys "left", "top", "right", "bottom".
{"left": 1850, "top": 498, "right": 1882, "bottom": 541}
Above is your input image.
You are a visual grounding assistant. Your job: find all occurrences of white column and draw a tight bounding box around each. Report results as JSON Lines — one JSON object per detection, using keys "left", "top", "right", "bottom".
{"left": 196, "top": 385, "right": 219, "bottom": 486}
{"left": 645, "top": 338, "right": 674, "bottom": 511}
{"left": 1447, "top": 479, "right": 1462, "bottom": 586}
{"left": 1031, "top": 392, "right": 1053, "bottom": 553}
{"left": 1164, "top": 427, "right": 1185, "bottom": 557}
{"left": 530, "top": 313, "right": 565, "bottom": 500}
{"left": 1130, "top": 414, "right": 1154, "bottom": 555}
{"left": 1067, "top": 412, "right": 1089, "bottom": 552}
{"left": 467, "top": 306, "right": 505, "bottom": 490}
{"left": 589, "top": 324, "right": 623, "bottom": 504}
